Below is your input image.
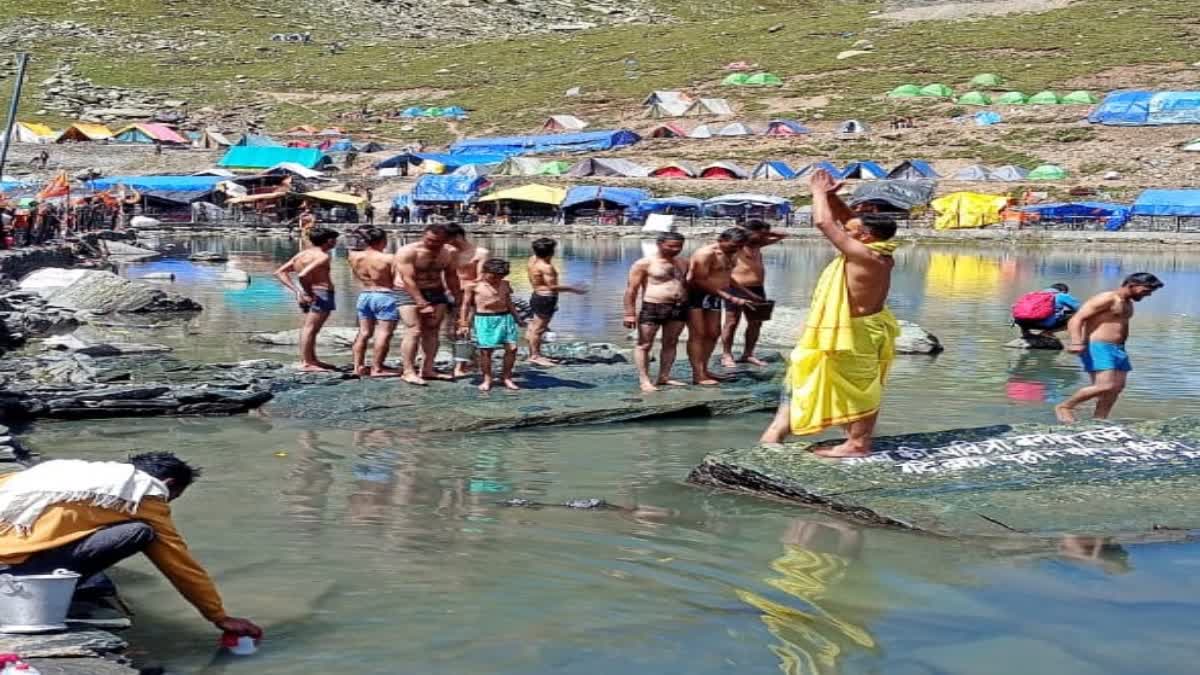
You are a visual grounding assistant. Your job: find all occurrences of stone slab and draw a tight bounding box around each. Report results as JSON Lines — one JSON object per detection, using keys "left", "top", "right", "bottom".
{"left": 25, "top": 657, "right": 138, "bottom": 675}
{"left": 687, "top": 417, "right": 1200, "bottom": 538}
{"left": 0, "top": 626, "right": 127, "bottom": 658}
{"left": 20, "top": 269, "right": 201, "bottom": 314}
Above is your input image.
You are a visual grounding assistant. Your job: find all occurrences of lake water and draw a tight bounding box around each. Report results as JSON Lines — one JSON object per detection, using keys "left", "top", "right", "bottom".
{"left": 25, "top": 235, "right": 1200, "bottom": 673}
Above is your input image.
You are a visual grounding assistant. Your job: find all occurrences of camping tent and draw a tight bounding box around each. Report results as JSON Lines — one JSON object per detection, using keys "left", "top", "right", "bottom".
{"left": 1131, "top": 190, "right": 1200, "bottom": 217}
{"left": 450, "top": 129, "right": 640, "bottom": 156}
{"left": 566, "top": 158, "right": 650, "bottom": 178}
{"left": 536, "top": 160, "right": 572, "bottom": 176}
{"left": 1183, "top": 138, "right": 1200, "bottom": 152}
{"left": 1020, "top": 202, "right": 1130, "bottom": 230}
{"left": 218, "top": 146, "right": 329, "bottom": 171}
{"left": 355, "top": 141, "right": 385, "bottom": 153}
{"left": 970, "top": 73, "right": 1005, "bottom": 88}
{"left": 441, "top": 106, "right": 468, "bottom": 119}
{"left": 304, "top": 190, "right": 367, "bottom": 209}
{"left": 560, "top": 186, "right": 651, "bottom": 213}
{"left": 722, "top": 73, "right": 751, "bottom": 86}
{"left": 642, "top": 91, "right": 692, "bottom": 108}
{"left": 918, "top": 83, "right": 955, "bottom": 98}
{"left": 1088, "top": 90, "right": 1200, "bottom": 126}
{"left": 887, "top": 160, "right": 939, "bottom": 180}
{"left": 703, "top": 193, "right": 791, "bottom": 217}
{"left": 113, "top": 123, "right": 189, "bottom": 145}
{"left": 699, "top": 161, "right": 749, "bottom": 180}
{"left": 650, "top": 161, "right": 700, "bottom": 179}
{"left": 412, "top": 174, "right": 489, "bottom": 204}
{"left": 87, "top": 175, "right": 225, "bottom": 194}
{"left": 685, "top": 98, "right": 734, "bottom": 117}
{"left": 751, "top": 161, "right": 796, "bottom": 180}
{"left": 476, "top": 183, "right": 567, "bottom": 206}
{"left": 931, "top": 192, "right": 1009, "bottom": 230}
{"left": 888, "top": 84, "right": 922, "bottom": 98}
{"left": 235, "top": 133, "right": 282, "bottom": 147}
{"left": 957, "top": 91, "right": 992, "bottom": 106}
{"left": 995, "top": 91, "right": 1028, "bottom": 105}
{"left": 55, "top": 123, "right": 113, "bottom": 143}
{"left": 1028, "top": 164, "right": 1067, "bottom": 180}
{"left": 648, "top": 123, "right": 688, "bottom": 138}
{"left": 688, "top": 124, "right": 715, "bottom": 139}
{"left": 975, "top": 111, "right": 1003, "bottom": 126}
{"left": 1028, "top": 91, "right": 1062, "bottom": 105}
{"left": 451, "top": 164, "right": 494, "bottom": 178}
{"left": 7, "top": 122, "right": 55, "bottom": 144}
{"left": 953, "top": 165, "right": 993, "bottom": 181}
{"left": 644, "top": 101, "right": 690, "bottom": 118}
{"left": 765, "top": 119, "right": 810, "bottom": 136}
{"left": 543, "top": 115, "right": 588, "bottom": 132}
{"left": 717, "top": 122, "right": 754, "bottom": 137}
{"left": 494, "top": 157, "right": 545, "bottom": 176}
{"left": 628, "top": 196, "right": 704, "bottom": 220}
{"left": 191, "top": 129, "right": 232, "bottom": 149}
{"left": 989, "top": 165, "right": 1029, "bottom": 181}
{"left": 837, "top": 120, "right": 870, "bottom": 135}
{"left": 840, "top": 161, "right": 888, "bottom": 180}
{"left": 744, "top": 73, "right": 784, "bottom": 87}
{"left": 849, "top": 180, "right": 936, "bottom": 212}
{"left": 794, "top": 161, "right": 843, "bottom": 179}
{"left": 399, "top": 107, "right": 425, "bottom": 118}
{"left": 265, "top": 162, "right": 325, "bottom": 179}
{"left": 1062, "top": 91, "right": 1098, "bottom": 105}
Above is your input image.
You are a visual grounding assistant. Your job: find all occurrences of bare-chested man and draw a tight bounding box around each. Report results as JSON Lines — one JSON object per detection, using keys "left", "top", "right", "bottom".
{"left": 273, "top": 227, "right": 340, "bottom": 372}
{"left": 623, "top": 232, "right": 690, "bottom": 393}
{"left": 444, "top": 223, "right": 489, "bottom": 377}
{"left": 526, "top": 237, "right": 587, "bottom": 366}
{"left": 1055, "top": 272, "right": 1163, "bottom": 423}
{"left": 686, "top": 228, "right": 760, "bottom": 385}
{"left": 348, "top": 226, "right": 401, "bottom": 377}
{"left": 721, "top": 219, "right": 786, "bottom": 368}
{"left": 392, "top": 224, "right": 461, "bottom": 385}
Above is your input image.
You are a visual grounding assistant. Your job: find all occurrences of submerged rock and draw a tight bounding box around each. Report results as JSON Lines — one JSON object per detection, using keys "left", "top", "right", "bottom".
{"left": 20, "top": 268, "right": 201, "bottom": 315}
{"left": 188, "top": 251, "right": 229, "bottom": 263}
{"left": 1005, "top": 334, "right": 1064, "bottom": 350}
{"left": 896, "top": 320, "right": 944, "bottom": 354}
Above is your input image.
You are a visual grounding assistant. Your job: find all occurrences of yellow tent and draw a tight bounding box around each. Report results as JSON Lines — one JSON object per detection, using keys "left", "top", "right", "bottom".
{"left": 931, "top": 192, "right": 1008, "bottom": 230}
{"left": 10, "top": 122, "right": 55, "bottom": 143}
{"left": 303, "top": 190, "right": 368, "bottom": 208}
{"left": 476, "top": 184, "right": 566, "bottom": 206}
{"left": 55, "top": 122, "right": 114, "bottom": 143}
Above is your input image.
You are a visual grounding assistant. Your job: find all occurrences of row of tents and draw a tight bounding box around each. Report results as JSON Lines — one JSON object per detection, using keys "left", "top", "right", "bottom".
{"left": 888, "top": 85, "right": 1098, "bottom": 106}
{"left": 8, "top": 122, "right": 191, "bottom": 145}
{"left": 933, "top": 190, "right": 1200, "bottom": 231}
{"left": 397, "top": 106, "right": 468, "bottom": 120}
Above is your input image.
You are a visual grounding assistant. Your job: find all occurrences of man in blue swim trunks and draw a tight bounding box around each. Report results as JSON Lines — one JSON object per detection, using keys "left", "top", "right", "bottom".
{"left": 1055, "top": 272, "right": 1164, "bottom": 423}
{"left": 349, "top": 226, "right": 402, "bottom": 377}
{"left": 274, "top": 227, "right": 340, "bottom": 372}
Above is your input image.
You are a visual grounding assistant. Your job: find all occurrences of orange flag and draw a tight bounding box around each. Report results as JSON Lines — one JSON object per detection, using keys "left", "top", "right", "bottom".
{"left": 37, "top": 172, "right": 70, "bottom": 200}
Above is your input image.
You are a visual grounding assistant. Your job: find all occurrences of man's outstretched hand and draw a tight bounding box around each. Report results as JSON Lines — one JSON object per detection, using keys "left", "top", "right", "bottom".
{"left": 808, "top": 169, "right": 843, "bottom": 195}
{"left": 216, "top": 616, "right": 264, "bottom": 638}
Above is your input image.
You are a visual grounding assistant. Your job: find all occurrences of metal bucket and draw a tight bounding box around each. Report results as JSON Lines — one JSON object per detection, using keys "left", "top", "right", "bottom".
{"left": 452, "top": 340, "right": 477, "bottom": 363}
{"left": 0, "top": 569, "right": 81, "bottom": 634}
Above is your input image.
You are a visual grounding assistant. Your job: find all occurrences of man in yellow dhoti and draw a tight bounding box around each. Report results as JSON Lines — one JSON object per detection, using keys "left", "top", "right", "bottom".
{"left": 759, "top": 170, "right": 899, "bottom": 457}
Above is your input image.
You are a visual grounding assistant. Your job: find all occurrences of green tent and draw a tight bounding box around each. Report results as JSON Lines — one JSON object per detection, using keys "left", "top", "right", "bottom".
{"left": 1028, "top": 91, "right": 1062, "bottom": 105}
{"left": 888, "top": 84, "right": 922, "bottom": 98}
{"left": 970, "top": 73, "right": 1005, "bottom": 88}
{"left": 995, "top": 91, "right": 1028, "bottom": 105}
{"left": 1062, "top": 90, "right": 1098, "bottom": 105}
{"left": 1028, "top": 164, "right": 1067, "bottom": 181}
{"left": 918, "top": 83, "right": 954, "bottom": 98}
{"left": 956, "top": 91, "right": 992, "bottom": 106}
{"left": 744, "top": 72, "right": 784, "bottom": 87}
{"left": 536, "top": 160, "right": 571, "bottom": 176}
{"left": 425, "top": 106, "right": 446, "bottom": 116}
{"left": 722, "top": 73, "right": 751, "bottom": 86}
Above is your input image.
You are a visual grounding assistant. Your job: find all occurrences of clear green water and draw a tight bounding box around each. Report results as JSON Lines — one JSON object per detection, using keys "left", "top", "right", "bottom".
{"left": 25, "top": 236, "right": 1200, "bottom": 673}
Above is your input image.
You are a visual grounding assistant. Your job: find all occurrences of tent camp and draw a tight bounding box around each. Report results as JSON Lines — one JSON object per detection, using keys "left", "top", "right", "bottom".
{"left": 722, "top": 73, "right": 751, "bottom": 86}
{"left": 970, "top": 73, "right": 1005, "bottom": 88}
{"left": 931, "top": 192, "right": 1009, "bottom": 230}
{"left": 6, "top": 122, "right": 55, "bottom": 144}
{"left": 560, "top": 186, "right": 651, "bottom": 218}
{"left": 628, "top": 196, "right": 704, "bottom": 221}
{"left": 744, "top": 73, "right": 784, "bottom": 87}
{"left": 191, "top": 129, "right": 232, "bottom": 149}
{"left": 849, "top": 180, "right": 936, "bottom": 212}
{"left": 794, "top": 161, "right": 843, "bottom": 179}
{"left": 644, "top": 101, "right": 691, "bottom": 118}
{"left": 536, "top": 160, "right": 572, "bottom": 176}
{"left": 699, "top": 161, "right": 749, "bottom": 180}
{"left": 1028, "top": 91, "right": 1062, "bottom": 105}
{"left": 566, "top": 158, "right": 650, "bottom": 178}
{"left": 650, "top": 161, "right": 700, "bottom": 179}
{"left": 412, "top": 174, "right": 489, "bottom": 204}
{"left": 703, "top": 193, "right": 791, "bottom": 218}
{"left": 304, "top": 190, "right": 367, "bottom": 210}
{"left": 840, "top": 161, "right": 888, "bottom": 180}
{"left": 355, "top": 142, "right": 385, "bottom": 153}
{"left": 1020, "top": 202, "right": 1130, "bottom": 230}
{"left": 642, "top": 91, "right": 692, "bottom": 108}
{"left": 1131, "top": 190, "right": 1200, "bottom": 218}
{"left": 235, "top": 133, "right": 282, "bottom": 147}
{"left": 688, "top": 124, "right": 715, "bottom": 139}
{"left": 765, "top": 119, "right": 810, "bottom": 136}
{"left": 543, "top": 115, "right": 588, "bottom": 132}
{"left": 751, "top": 161, "right": 796, "bottom": 181}
{"left": 494, "top": 157, "right": 546, "bottom": 176}
{"left": 218, "top": 146, "right": 329, "bottom": 171}
{"left": 995, "top": 91, "right": 1028, "bottom": 105}
{"left": 989, "top": 165, "right": 1029, "bottom": 181}
{"left": 113, "top": 123, "right": 188, "bottom": 145}
{"left": 888, "top": 84, "right": 922, "bottom": 98}
{"left": 957, "top": 91, "right": 992, "bottom": 106}
{"left": 918, "top": 83, "right": 955, "bottom": 98}
{"left": 1028, "top": 164, "right": 1067, "bottom": 181}
{"left": 451, "top": 164, "right": 494, "bottom": 178}
{"left": 56, "top": 123, "right": 113, "bottom": 143}
{"left": 953, "top": 165, "right": 993, "bottom": 181}
{"left": 648, "top": 123, "right": 688, "bottom": 139}
{"left": 837, "top": 119, "right": 870, "bottom": 135}
{"left": 1088, "top": 90, "right": 1200, "bottom": 126}
{"left": 685, "top": 98, "right": 734, "bottom": 117}
{"left": 450, "top": 129, "right": 640, "bottom": 156}
{"left": 887, "top": 160, "right": 939, "bottom": 180}
{"left": 1062, "top": 91, "right": 1098, "bottom": 105}
{"left": 717, "top": 122, "right": 754, "bottom": 137}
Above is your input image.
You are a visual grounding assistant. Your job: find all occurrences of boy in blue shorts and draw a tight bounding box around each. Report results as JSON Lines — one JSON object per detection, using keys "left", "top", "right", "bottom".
{"left": 458, "top": 259, "right": 525, "bottom": 392}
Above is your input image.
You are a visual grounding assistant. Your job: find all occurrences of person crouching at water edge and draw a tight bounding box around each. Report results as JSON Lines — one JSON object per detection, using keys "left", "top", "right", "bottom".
{"left": 0, "top": 453, "right": 263, "bottom": 641}
{"left": 274, "top": 226, "right": 340, "bottom": 372}
{"left": 759, "top": 169, "right": 900, "bottom": 458}
{"left": 459, "top": 258, "right": 525, "bottom": 391}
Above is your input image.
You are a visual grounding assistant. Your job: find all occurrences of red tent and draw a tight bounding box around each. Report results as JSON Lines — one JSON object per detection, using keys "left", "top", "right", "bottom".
{"left": 650, "top": 162, "right": 699, "bottom": 179}
{"left": 700, "top": 167, "right": 739, "bottom": 180}
{"left": 649, "top": 123, "right": 688, "bottom": 139}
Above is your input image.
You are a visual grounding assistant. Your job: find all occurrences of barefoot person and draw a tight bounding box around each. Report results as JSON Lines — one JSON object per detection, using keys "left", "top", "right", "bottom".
{"left": 393, "top": 224, "right": 461, "bottom": 384}
{"left": 623, "top": 232, "right": 690, "bottom": 392}
{"left": 459, "top": 259, "right": 524, "bottom": 391}
{"left": 759, "top": 170, "right": 900, "bottom": 457}
{"left": 445, "top": 223, "right": 490, "bottom": 378}
{"left": 349, "top": 226, "right": 401, "bottom": 377}
{"left": 526, "top": 237, "right": 587, "bottom": 366}
{"left": 1055, "top": 273, "right": 1164, "bottom": 423}
{"left": 686, "top": 228, "right": 760, "bottom": 385}
{"left": 273, "top": 227, "right": 340, "bottom": 372}
{"left": 721, "top": 219, "right": 786, "bottom": 368}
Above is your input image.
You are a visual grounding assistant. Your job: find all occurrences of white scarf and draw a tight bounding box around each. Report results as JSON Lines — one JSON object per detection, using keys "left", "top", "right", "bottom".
{"left": 0, "top": 460, "right": 170, "bottom": 535}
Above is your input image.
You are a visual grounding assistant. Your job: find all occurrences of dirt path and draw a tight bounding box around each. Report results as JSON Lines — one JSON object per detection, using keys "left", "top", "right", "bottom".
{"left": 881, "top": 0, "right": 1075, "bottom": 22}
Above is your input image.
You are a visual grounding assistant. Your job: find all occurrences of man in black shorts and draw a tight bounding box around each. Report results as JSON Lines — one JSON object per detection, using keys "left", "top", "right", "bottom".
{"left": 624, "top": 232, "right": 690, "bottom": 392}
{"left": 686, "top": 228, "right": 756, "bottom": 385}
{"left": 721, "top": 219, "right": 785, "bottom": 367}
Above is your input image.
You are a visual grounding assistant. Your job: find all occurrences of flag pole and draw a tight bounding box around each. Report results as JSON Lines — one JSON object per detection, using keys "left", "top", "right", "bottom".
{"left": 0, "top": 53, "right": 30, "bottom": 184}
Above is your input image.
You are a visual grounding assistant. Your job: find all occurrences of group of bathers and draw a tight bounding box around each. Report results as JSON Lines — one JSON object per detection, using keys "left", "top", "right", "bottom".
{"left": 639, "top": 285, "right": 769, "bottom": 326}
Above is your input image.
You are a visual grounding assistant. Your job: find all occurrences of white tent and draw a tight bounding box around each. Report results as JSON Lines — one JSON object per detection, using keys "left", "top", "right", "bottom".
{"left": 1182, "top": 138, "right": 1200, "bottom": 152}
{"left": 266, "top": 162, "right": 325, "bottom": 179}
{"left": 717, "top": 122, "right": 754, "bottom": 137}
{"left": 837, "top": 119, "right": 871, "bottom": 135}
{"left": 543, "top": 115, "right": 588, "bottom": 132}
{"left": 643, "top": 100, "right": 690, "bottom": 118}
{"left": 689, "top": 124, "right": 715, "bottom": 139}
{"left": 495, "top": 157, "right": 546, "bottom": 176}
{"left": 192, "top": 129, "right": 232, "bottom": 149}
{"left": 685, "top": 98, "right": 734, "bottom": 117}
{"left": 7, "top": 122, "right": 55, "bottom": 144}
{"left": 641, "top": 90, "right": 692, "bottom": 108}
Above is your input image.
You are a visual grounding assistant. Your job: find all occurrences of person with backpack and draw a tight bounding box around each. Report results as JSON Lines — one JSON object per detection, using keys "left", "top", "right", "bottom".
{"left": 1012, "top": 283, "right": 1080, "bottom": 338}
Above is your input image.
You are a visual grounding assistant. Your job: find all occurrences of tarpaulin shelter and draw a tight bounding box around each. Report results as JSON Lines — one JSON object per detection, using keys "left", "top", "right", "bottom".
{"left": 235, "top": 133, "right": 282, "bottom": 147}
{"left": 1088, "top": 90, "right": 1200, "bottom": 126}
{"left": 7, "top": 122, "right": 55, "bottom": 144}
{"left": 543, "top": 115, "right": 588, "bottom": 132}
{"left": 840, "top": 161, "right": 887, "bottom": 179}
{"left": 644, "top": 101, "right": 690, "bottom": 118}
{"left": 685, "top": 98, "right": 734, "bottom": 117}
{"left": 722, "top": 73, "right": 751, "bottom": 86}
{"left": 1062, "top": 91, "right": 1098, "bottom": 105}
{"left": 1020, "top": 201, "right": 1130, "bottom": 230}
{"left": 648, "top": 123, "right": 688, "bottom": 138}
{"left": 751, "top": 161, "right": 796, "bottom": 180}
{"left": 304, "top": 190, "right": 367, "bottom": 209}
{"left": 400, "top": 106, "right": 426, "bottom": 118}
{"left": 794, "top": 161, "right": 843, "bottom": 179}
{"left": 450, "top": 129, "right": 640, "bottom": 156}
{"left": 628, "top": 196, "right": 703, "bottom": 219}
{"left": 450, "top": 164, "right": 494, "bottom": 178}
{"left": 888, "top": 84, "right": 922, "bottom": 98}
{"left": 412, "top": 174, "right": 489, "bottom": 203}
{"left": 1131, "top": 190, "right": 1200, "bottom": 217}
{"left": 1028, "top": 91, "right": 1062, "bottom": 105}
{"left": 699, "top": 161, "right": 749, "bottom": 180}
{"left": 535, "top": 160, "right": 571, "bottom": 176}
{"left": 219, "top": 146, "right": 329, "bottom": 171}
{"left": 688, "top": 124, "right": 715, "bottom": 139}
{"left": 975, "top": 111, "right": 1003, "bottom": 126}
{"left": 477, "top": 184, "right": 566, "bottom": 206}
{"left": 744, "top": 72, "right": 784, "bottom": 87}
{"left": 717, "top": 122, "right": 754, "bottom": 137}
{"left": 356, "top": 141, "right": 385, "bottom": 153}
{"left": 765, "top": 119, "right": 810, "bottom": 136}
{"left": 87, "top": 175, "right": 225, "bottom": 194}
{"left": 1028, "top": 164, "right": 1067, "bottom": 181}
{"left": 441, "top": 106, "right": 468, "bottom": 119}
{"left": 560, "top": 186, "right": 651, "bottom": 212}
{"left": 566, "top": 158, "right": 650, "bottom": 178}
{"left": 326, "top": 139, "right": 354, "bottom": 152}
{"left": 191, "top": 129, "right": 232, "bottom": 149}
{"left": 989, "top": 165, "right": 1029, "bottom": 181}
{"left": 265, "top": 162, "right": 325, "bottom": 179}
{"left": 887, "top": 160, "right": 939, "bottom": 180}
{"left": 494, "top": 157, "right": 547, "bottom": 176}
{"left": 55, "top": 123, "right": 113, "bottom": 143}
{"left": 918, "top": 83, "right": 954, "bottom": 98}
{"left": 995, "top": 91, "right": 1028, "bottom": 105}
{"left": 953, "top": 164, "right": 993, "bottom": 181}
{"left": 931, "top": 192, "right": 1008, "bottom": 230}
{"left": 957, "top": 91, "right": 992, "bottom": 106}
{"left": 837, "top": 119, "right": 870, "bottom": 135}
{"left": 849, "top": 180, "right": 936, "bottom": 212}
{"left": 703, "top": 193, "right": 791, "bottom": 217}
{"left": 650, "top": 161, "right": 699, "bottom": 179}
{"left": 970, "top": 73, "right": 1005, "bottom": 88}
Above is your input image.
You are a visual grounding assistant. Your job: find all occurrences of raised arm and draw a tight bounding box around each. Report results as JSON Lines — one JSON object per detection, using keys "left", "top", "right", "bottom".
{"left": 810, "top": 171, "right": 875, "bottom": 263}
{"left": 505, "top": 281, "right": 523, "bottom": 325}
{"left": 1065, "top": 293, "right": 1111, "bottom": 353}
{"left": 623, "top": 261, "right": 648, "bottom": 328}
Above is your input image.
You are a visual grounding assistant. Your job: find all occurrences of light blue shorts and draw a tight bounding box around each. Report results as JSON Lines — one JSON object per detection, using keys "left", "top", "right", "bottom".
{"left": 356, "top": 291, "right": 399, "bottom": 322}
{"left": 474, "top": 313, "right": 519, "bottom": 350}
{"left": 1080, "top": 341, "right": 1132, "bottom": 373}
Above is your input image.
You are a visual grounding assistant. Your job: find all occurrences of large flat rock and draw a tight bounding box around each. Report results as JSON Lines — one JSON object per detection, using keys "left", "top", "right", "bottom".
{"left": 688, "top": 417, "right": 1200, "bottom": 539}
{"left": 0, "top": 626, "right": 126, "bottom": 658}
{"left": 20, "top": 268, "right": 201, "bottom": 314}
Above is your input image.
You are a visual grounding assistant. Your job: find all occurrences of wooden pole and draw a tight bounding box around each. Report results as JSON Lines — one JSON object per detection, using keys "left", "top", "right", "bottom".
{"left": 0, "top": 53, "right": 30, "bottom": 184}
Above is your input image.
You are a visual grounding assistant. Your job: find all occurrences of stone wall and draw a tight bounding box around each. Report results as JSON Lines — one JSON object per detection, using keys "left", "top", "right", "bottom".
{"left": 0, "top": 245, "right": 76, "bottom": 281}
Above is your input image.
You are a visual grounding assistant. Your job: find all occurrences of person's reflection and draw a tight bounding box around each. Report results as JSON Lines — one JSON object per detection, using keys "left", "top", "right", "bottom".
{"left": 1005, "top": 352, "right": 1077, "bottom": 405}
{"left": 346, "top": 428, "right": 418, "bottom": 527}
{"left": 737, "top": 518, "right": 879, "bottom": 675}
{"left": 1057, "top": 535, "right": 1132, "bottom": 574}
{"left": 280, "top": 430, "right": 336, "bottom": 531}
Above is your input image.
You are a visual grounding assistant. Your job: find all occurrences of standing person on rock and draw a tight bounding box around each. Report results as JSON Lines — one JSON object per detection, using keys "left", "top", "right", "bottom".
{"left": 393, "top": 223, "right": 461, "bottom": 385}
{"left": 526, "top": 237, "right": 588, "bottom": 366}
{"left": 459, "top": 258, "right": 525, "bottom": 392}
{"left": 298, "top": 204, "right": 317, "bottom": 243}
{"left": 273, "top": 227, "right": 341, "bottom": 372}
{"left": 1055, "top": 273, "right": 1164, "bottom": 423}
{"left": 444, "top": 223, "right": 490, "bottom": 378}
{"left": 686, "top": 228, "right": 759, "bottom": 385}
{"left": 624, "top": 231, "right": 690, "bottom": 392}
{"left": 349, "top": 226, "right": 402, "bottom": 378}
{"left": 759, "top": 170, "right": 900, "bottom": 457}
{"left": 721, "top": 219, "right": 786, "bottom": 368}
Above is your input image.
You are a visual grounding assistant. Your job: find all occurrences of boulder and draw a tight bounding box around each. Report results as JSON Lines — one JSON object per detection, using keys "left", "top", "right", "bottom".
{"left": 748, "top": 306, "right": 943, "bottom": 355}
{"left": 896, "top": 320, "right": 944, "bottom": 354}
{"left": 1005, "top": 334, "right": 1064, "bottom": 350}
{"left": 42, "top": 334, "right": 173, "bottom": 357}
{"left": 249, "top": 327, "right": 360, "bottom": 348}
{"left": 0, "top": 626, "right": 127, "bottom": 658}
{"left": 100, "top": 241, "right": 160, "bottom": 260}
{"left": 20, "top": 269, "right": 201, "bottom": 314}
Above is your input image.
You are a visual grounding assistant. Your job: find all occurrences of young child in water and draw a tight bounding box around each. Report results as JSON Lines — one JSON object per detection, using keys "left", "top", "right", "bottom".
{"left": 458, "top": 258, "right": 525, "bottom": 391}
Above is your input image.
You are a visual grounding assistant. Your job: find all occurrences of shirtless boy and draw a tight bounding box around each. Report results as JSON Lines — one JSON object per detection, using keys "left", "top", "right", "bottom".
{"left": 526, "top": 237, "right": 587, "bottom": 366}
{"left": 721, "top": 220, "right": 786, "bottom": 368}
{"left": 1055, "top": 272, "right": 1164, "bottom": 423}
{"left": 623, "top": 232, "right": 690, "bottom": 393}
{"left": 458, "top": 258, "right": 524, "bottom": 392}
{"left": 444, "top": 223, "right": 489, "bottom": 377}
{"left": 273, "top": 227, "right": 340, "bottom": 372}
{"left": 348, "top": 226, "right": 401, "bottom": 377}
{"left": 392, "top": 224, "right": 462, "bottom": 385}
{"left": 686, "top": 228, "right": 761, "bottom": 385}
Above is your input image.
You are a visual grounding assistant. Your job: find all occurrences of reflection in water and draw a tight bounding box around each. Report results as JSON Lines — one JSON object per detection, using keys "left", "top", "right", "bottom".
{"left": 923, "top": 252, "right": 1004, "bottom": 299}
{"left": 1058, "top": 536, "right": 1132, "bottom": 575}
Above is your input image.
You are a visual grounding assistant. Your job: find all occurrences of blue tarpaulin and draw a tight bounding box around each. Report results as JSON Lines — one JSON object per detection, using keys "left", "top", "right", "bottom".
{"left": 374, "top": 152, "right": 510, "bottom": 170}
{"left": 1090, "top": 90, "right": 1200, "bottom": 126}
{"left": 628, "top": 196, "right": 703, "bottom": 219}
{"left": 219, "top": 146, "right": 328, "bottom": 170}
{"left": 450, "top": 129, "right": 640, "bottom": 156}
{"left": 561, "top": 186, "right": 651, "bottom": 210}
{"left": 87, "top": 175, "right": 226, "bottom": 193}
{"left": 975, "top": 111, "right": 1003, "bottom": 126}
{"left": 1021, "top": 202, "right": 1131, "bottom": 231}
{"left": 411, "top": 174, "right": 488, "bottom": 203}
{"left": 1131, "top": 190, "right": 1200, "bottom": 217}
{"left": 392, "top": 193, "right": 411, "bottom": 208}
{"left": 886, "top": 160, "right": 939, "bottom": 179}
{"left": 235, "top": 133, "right": 282, "bottom": 147}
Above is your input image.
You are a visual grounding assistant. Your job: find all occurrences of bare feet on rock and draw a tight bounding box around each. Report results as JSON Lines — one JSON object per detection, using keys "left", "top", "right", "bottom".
{"left": 640, "top": 382, "right": 660, "bottom": 393}
{"left": 656, "top": 379, "right": 688, "bottom": 387}
{"left": 422, "top": 372, "right": 455, "bottom": 381}
{"left": 528, "top": 356, "right": 558, "bottom": 367}
{"left": 479, "top": 380, "right": 492, "bottom": 392}
{"left": 402, "top": 374, "right": 427, "bottom": 386}
{"left": 369, "top": 367, "right": 403, "bottom": 378}
{"left": 720, "top": 354, "right": 737, "bottom": 368}
{"left": 300, "top": 363, "right": 337, "bottom": 373}
{"left": 811, "top": 443, "right": 871, "bottom": 458}
{"left": 693, "top": 378, "right": 721, "bottom": 386}
{"left": 503, "top": 378, "right": 520, "bottom": 391}
{"left": 739, "top": 356, "right": 769, "bottom": 367}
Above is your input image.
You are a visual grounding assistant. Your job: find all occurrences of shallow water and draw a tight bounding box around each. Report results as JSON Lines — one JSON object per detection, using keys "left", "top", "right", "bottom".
{"left": 28, "top": 236, "right": 1200, "bottom": 673}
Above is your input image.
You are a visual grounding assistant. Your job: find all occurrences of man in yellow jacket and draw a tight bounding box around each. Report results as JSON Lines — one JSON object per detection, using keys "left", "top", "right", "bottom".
{"left": 0, "top": 452, "right": 261, "bottom": 639}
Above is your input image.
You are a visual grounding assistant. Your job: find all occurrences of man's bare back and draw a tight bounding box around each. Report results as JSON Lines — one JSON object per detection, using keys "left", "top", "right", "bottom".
{"left": 471, "top": 278, "right": 514, "bottom": 314}
{"left": 528, "top": 256, "right": 559, "bottom": 295}
{"left": 289, "top": 248, "right": 333, "bottom": 291}
{"left": 845, "top": 253, "right": 894, "bottom": 317}
{"left": 349, "top": 248, "right": 394, "bottom": 290}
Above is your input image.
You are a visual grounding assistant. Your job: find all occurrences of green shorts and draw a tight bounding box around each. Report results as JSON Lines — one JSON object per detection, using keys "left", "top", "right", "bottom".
{"left": 474, "top": 313, "right": 519, "bottom": 349}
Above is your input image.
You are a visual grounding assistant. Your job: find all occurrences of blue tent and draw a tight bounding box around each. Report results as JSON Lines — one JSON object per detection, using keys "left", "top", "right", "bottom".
{"left": 411, "top": 174, "right": 488, "bottom": 203}
{"left": 840, "top": 161, "right": 888, "bottom": 179}
{"left": 628, "top": 196, "right": 704, "bottom": 219}
{"left": 794, "top": 161, "right": 843, "bottom": 179}
{"left": 328, "top": 139, "right": 354, "bottom": 152}
{"left": 450, "top": 129, "right": 641, "bottom": 156}
{"left": 561, "top": 186, "right": 651, "bottom": 211}
{"left": 1090, "top": 90, "right": 1200, "bottom": 126}
{"left": 218, "top": 146, "right": 328, "bottom": 170}
{"left": 886, "top": 160, "right": 940, "bottom": 180}
{"left": 1021, "top": 202, "right": 1131, "bottom": 231}
{"left": 975, "top": 111, "right": 1003, "bottom": 126}
{"left": 442, "top": 106, "right": 467, "bottom": 118}
{"left": 400, "top": 106, "right": 425, "bottom": 118}
{"left": 1131, "top": 190, "right": 1200, "bottom": 217}
{"left": 87, "top": 175, "right": 226, "bottom": 193}
{"left": 235, "top": 133, "right": 282, "bottom": 147}
{"left": 703, "top": 193, "right": 792, "bottom": 217}
{"left": 751, "top": 161, "right": 796, "bottom": 180}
